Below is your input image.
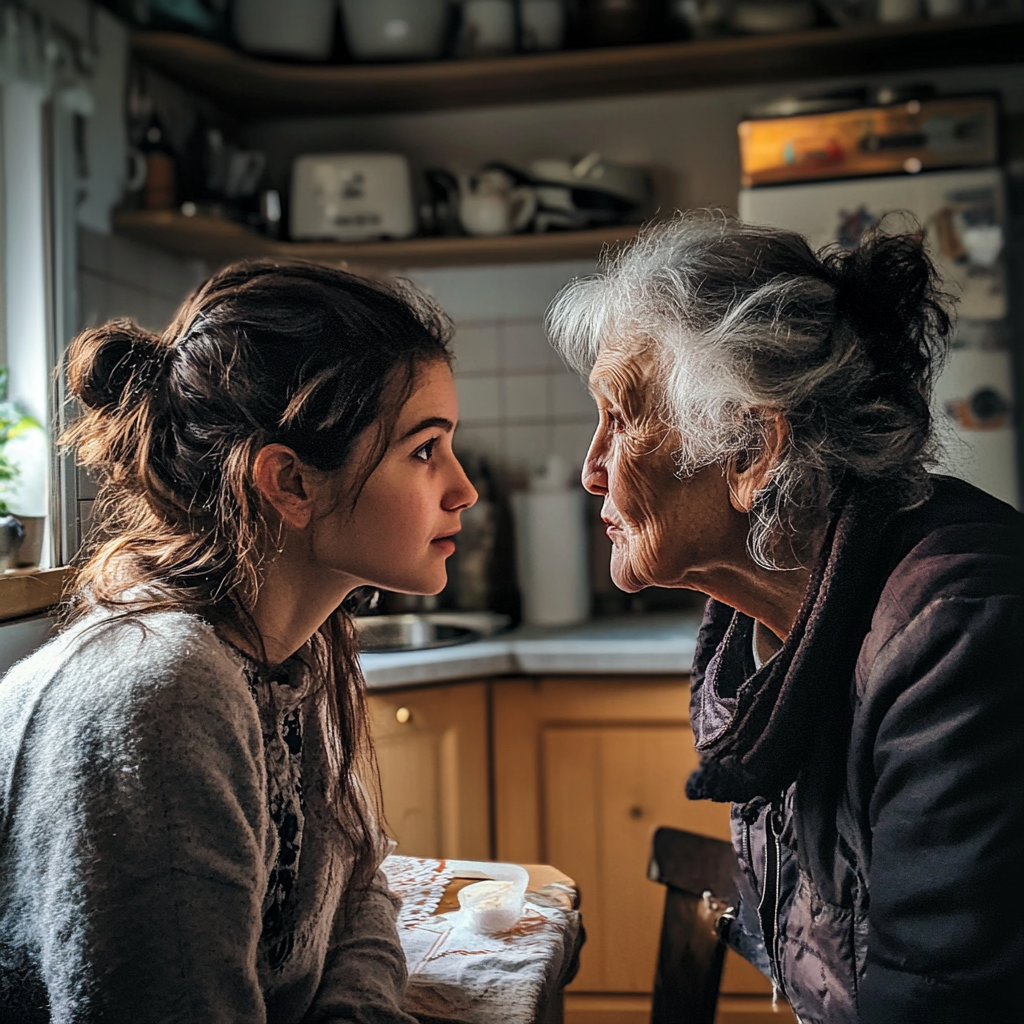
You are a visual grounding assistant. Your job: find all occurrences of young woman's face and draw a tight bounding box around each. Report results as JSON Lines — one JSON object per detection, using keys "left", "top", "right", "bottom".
{"left": 312, "top": 360, "right": 478, "bottom": 595}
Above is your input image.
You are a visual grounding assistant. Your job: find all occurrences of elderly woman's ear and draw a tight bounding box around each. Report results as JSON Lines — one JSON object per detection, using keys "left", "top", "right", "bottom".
{"left": 726, "top": 411, "right": 789, "bottom": 513}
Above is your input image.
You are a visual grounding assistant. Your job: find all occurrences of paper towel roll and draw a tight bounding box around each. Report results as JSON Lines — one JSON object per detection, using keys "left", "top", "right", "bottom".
{"left": 511, "top": 488, "right": 590, "bottom": 626}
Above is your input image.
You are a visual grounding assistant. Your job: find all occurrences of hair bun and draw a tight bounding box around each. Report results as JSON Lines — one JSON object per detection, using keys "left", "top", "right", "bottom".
{"left": 67, "top": 319, "right": 164, "bottom": 412}
{"left": 825, "top": 225, "right": 953, "bottom": 390}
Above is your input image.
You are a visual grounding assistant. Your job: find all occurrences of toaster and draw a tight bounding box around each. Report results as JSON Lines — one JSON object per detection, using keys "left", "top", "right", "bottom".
{"left": 290, "top": 153, "right": 417, "bottom": 241}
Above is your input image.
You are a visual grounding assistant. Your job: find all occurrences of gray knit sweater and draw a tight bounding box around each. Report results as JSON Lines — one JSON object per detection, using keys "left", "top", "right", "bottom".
{"left": 0, "top": 607, "right": 417, "bottom": 1024}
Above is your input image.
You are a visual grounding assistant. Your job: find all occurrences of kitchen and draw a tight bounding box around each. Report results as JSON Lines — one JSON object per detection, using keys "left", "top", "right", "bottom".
{"left": 0, "top": 1, "right": 1021, "bottom": 1022}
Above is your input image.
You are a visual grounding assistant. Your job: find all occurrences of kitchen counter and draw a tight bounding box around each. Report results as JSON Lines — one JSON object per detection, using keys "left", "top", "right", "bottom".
{"left": 361, "top": 612, "right": 702, "bottom": 689}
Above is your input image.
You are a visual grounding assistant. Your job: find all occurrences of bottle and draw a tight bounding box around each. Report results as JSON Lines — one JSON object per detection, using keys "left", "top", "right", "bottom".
{"left": 139, "top": 113, "right": 177, "bottom": 211}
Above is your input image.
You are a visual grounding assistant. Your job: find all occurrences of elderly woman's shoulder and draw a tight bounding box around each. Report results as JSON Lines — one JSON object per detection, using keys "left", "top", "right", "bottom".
{"left": 0, "top": 605, "right": 253, "bottom": 737}
{"left": 876, "top": 475, "right": 1022, "bottom": 627}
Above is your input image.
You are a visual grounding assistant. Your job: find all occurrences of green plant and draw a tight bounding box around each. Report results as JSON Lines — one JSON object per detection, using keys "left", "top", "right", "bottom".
{"left": 0, "top": 367, "right": 42, "bottom": 516}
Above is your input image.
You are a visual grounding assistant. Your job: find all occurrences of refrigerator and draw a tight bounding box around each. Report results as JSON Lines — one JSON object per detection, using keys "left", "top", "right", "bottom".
{"left": 739, "top": 165, "right": 1020, "bottom": 509}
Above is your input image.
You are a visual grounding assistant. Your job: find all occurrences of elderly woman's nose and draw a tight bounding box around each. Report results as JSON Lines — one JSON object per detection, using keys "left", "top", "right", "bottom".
{"left": 582, "top": 435, "right": 608, "bottom": 496}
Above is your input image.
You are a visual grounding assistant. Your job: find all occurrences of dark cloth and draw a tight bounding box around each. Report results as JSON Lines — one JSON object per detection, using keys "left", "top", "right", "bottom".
{"left": 687, "top": 476, "right": 1024, "bottom": 1024}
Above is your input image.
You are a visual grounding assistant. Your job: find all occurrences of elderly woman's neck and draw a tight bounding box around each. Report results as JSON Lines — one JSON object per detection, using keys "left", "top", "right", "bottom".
{"left": 723, "top": 563, "right": 814, "bottom": 642}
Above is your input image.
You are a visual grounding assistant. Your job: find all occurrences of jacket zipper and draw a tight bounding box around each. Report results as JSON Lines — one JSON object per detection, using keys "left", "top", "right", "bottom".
{"left": 757, "top": 797, "right": 788, "bottom": 1005}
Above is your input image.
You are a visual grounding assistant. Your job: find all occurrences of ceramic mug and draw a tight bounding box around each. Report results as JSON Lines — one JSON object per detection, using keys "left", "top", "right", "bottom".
{"left": 459, "top": 187, "right": 537, "bottom": 236}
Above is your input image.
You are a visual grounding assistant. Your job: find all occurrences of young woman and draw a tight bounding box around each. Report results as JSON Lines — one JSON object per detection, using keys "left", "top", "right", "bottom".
{"left": 0, "top": 260, "right": 477, "bottom": 1022}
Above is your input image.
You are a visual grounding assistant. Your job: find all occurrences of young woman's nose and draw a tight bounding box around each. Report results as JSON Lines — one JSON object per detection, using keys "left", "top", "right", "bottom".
{"left": 582, "top": 428, "right": 608, "bottom": 496}
{"left": 443, "top": 454, "right": 478, "bottom": 512}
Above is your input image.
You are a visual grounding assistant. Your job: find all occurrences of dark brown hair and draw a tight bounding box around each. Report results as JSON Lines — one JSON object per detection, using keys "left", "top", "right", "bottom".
{"left": 63, "top": 258, "right": 453, "bottom": 890}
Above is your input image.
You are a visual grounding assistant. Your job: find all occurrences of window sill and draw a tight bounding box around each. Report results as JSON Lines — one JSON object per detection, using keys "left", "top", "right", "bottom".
{"left": 0, "top": 568, "right": 70, "bottom": 623}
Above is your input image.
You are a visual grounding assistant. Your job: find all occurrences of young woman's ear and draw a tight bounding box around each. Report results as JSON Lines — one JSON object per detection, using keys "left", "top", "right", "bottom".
{"left": 253, "top": 444, "right": 316, "bottom": 530}
{"left": 727, "top": 411, "right": 789, "bottom": 513}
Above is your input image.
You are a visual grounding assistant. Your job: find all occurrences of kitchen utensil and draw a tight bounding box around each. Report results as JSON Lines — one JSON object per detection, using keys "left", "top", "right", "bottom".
{"left": 458, "top": 0, "right": 517, "bottom": 56}
{"left": 421, "top": 168, "right": 464, "bottom": 235}
{"left": 511, "top": 455, "right": 590, "bottom": 627}
{"left": 290, "top": 153, "right": 417, "bottom": 241}
{"left": 457, "top": 169, "right": 536, "bottom": 236}
{"left": 233, "top": 0, "right": 335, "bottom": 60}
{"left": 341, "top": 0, "right": 450, "bottom": 61}
{"left": 520, "top": 0, "right": 566, "bottom": 50}
{"left": 528, "top": 153, "right": 650, "bottom": 207}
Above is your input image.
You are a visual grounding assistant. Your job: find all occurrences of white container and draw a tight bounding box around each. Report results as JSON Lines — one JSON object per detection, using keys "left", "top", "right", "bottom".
{"left": 456, "top": 863, "right": 528, "bottom": 934}
{"left": 233, "top": 0, "right": 336, "bottom": 60}
{"left": 290, "top": 153, "right": 416, "bottom": 241}
{"left": 511, "top": 456, "right": 590, "bottom": 627}
{"left": 341, "top": 0, "right": 449, "bottom": 61}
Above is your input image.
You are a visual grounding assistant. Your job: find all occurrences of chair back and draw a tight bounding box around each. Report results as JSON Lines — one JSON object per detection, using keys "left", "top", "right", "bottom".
{"left": 648, "top": 827, "right": 739, "bottom": 1024}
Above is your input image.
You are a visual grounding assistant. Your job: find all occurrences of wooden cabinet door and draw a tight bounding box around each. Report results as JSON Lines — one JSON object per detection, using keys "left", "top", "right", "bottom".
{"left": 492, "top": 676, "right": 772, "bottom": 1001}
{"left": 368, "top": 680, "right": 490, "bottom": 862}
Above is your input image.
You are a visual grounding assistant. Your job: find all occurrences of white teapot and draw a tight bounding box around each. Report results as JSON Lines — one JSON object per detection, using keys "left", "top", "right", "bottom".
{"left": 458, "top": 168, "right": 537, "bottom": 237}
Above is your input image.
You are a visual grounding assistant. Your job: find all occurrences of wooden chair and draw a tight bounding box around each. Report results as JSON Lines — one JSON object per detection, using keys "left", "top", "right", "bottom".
{"left": 647, "top": 827, "right": 740, "bottom": 1024}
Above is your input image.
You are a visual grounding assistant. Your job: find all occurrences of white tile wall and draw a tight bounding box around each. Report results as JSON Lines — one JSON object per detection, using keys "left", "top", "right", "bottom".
{"left": 408, "top": 260, "right": 598, "bottom": 486}
{"left": 78, "top": 227, "right": 207, "bottom": 334}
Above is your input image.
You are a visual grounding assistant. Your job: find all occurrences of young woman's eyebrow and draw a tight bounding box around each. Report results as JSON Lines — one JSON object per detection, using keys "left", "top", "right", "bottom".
{"left": 400, "top": 416, "right": 454, "bottom": 440}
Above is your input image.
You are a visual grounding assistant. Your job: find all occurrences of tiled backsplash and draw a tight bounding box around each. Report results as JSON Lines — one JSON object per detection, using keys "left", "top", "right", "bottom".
{"left": 78, "top": 227, "right": 208, "bottom": 335}
{"left": 406, "top": 260, "right": 599, "bottom": 485}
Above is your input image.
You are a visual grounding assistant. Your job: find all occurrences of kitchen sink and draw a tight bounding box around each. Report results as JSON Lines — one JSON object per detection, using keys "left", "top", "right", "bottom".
{"left": 354, "top": 612, "right": 511, "bottom": 653}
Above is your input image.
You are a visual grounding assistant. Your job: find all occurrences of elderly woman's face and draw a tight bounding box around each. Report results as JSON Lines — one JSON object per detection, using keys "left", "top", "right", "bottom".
{"left": 583, "top": 343, "right": 749, "bottom": 593}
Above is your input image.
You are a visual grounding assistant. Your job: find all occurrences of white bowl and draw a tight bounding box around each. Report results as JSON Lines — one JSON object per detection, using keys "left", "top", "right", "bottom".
{"left": 341, "top": 0, "right": 449, "bottom": 61}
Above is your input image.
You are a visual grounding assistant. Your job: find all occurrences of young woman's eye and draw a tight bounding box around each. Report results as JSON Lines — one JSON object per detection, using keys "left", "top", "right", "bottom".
{"left": 413, "top": 438, "right": 438, "bottom": 462}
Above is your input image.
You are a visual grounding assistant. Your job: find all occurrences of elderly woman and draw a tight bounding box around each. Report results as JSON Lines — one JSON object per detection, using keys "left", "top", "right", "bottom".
{"left": 547, "top": 214, "right": 1022, "bottom": 1024}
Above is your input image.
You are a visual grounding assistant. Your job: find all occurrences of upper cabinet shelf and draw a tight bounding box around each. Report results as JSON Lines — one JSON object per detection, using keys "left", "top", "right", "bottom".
{"left": 112, "top": 210, "right": 642, "bottom": 270}
{"left": 131, "top": 14, "right": 1024, "bottom": 120}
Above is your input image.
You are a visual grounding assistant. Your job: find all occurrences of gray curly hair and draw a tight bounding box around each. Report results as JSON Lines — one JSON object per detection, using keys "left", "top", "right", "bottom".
{"left": 546, "top": 211, "right": 954, "bottom": 569}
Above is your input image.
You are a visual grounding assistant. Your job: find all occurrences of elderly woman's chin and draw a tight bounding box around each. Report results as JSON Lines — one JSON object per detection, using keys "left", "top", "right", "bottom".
{"left": 607, "top": 531, "right": 661, "bottom": 594}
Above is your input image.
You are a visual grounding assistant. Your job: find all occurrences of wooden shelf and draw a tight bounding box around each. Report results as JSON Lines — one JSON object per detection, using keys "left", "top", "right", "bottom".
{"left": 130, "top": 14, "right": 1024, "bottom": 119}
{"left": 112, "top": 209, "right": 643, "bottom": 270}
{"left": 0, "top": 568, "right": 70, "bottom": 623}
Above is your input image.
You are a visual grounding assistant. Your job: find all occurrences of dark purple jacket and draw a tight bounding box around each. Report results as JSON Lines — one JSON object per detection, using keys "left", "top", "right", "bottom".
{"left": 687, "top": 476, "right": 1023, "bottom": 1024}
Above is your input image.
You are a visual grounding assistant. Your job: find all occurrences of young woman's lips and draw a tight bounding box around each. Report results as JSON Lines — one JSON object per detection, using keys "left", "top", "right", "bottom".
{"left": 431, "top": 533, "right": 457, "bottom": 555}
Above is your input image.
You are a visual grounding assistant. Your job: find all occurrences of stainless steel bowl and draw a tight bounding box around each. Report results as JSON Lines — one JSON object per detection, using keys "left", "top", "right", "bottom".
{"left": 354, "top": 611, "right": 510, "bottom": 653}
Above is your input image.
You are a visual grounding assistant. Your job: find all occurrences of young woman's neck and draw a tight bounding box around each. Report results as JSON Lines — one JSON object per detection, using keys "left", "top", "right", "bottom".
{"left": 241, "top": 547, "right": 361, "bottom": 665}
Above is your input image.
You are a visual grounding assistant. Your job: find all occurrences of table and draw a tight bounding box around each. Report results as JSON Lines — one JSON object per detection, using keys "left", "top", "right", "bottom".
{"left": 382, "top": 856, "right": 582, "bottom": 1024}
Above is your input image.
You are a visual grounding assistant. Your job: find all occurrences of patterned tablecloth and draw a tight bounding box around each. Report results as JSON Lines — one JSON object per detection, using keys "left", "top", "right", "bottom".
{"left": 381, "top": 855, "right": 583, "bottom": 1024}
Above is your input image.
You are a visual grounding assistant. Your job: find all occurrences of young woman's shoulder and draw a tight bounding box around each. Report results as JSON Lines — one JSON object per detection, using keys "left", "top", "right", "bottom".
{"left": 0, "top": 606, "right": 262, "bottom": 780}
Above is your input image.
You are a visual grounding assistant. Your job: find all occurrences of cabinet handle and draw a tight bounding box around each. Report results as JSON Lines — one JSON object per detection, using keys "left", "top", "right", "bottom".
{"left": 395, "top": 707, "right": 412, "bottom": 725}
{"left": 629, "top": 805, "right": 644, "bottom": 820}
